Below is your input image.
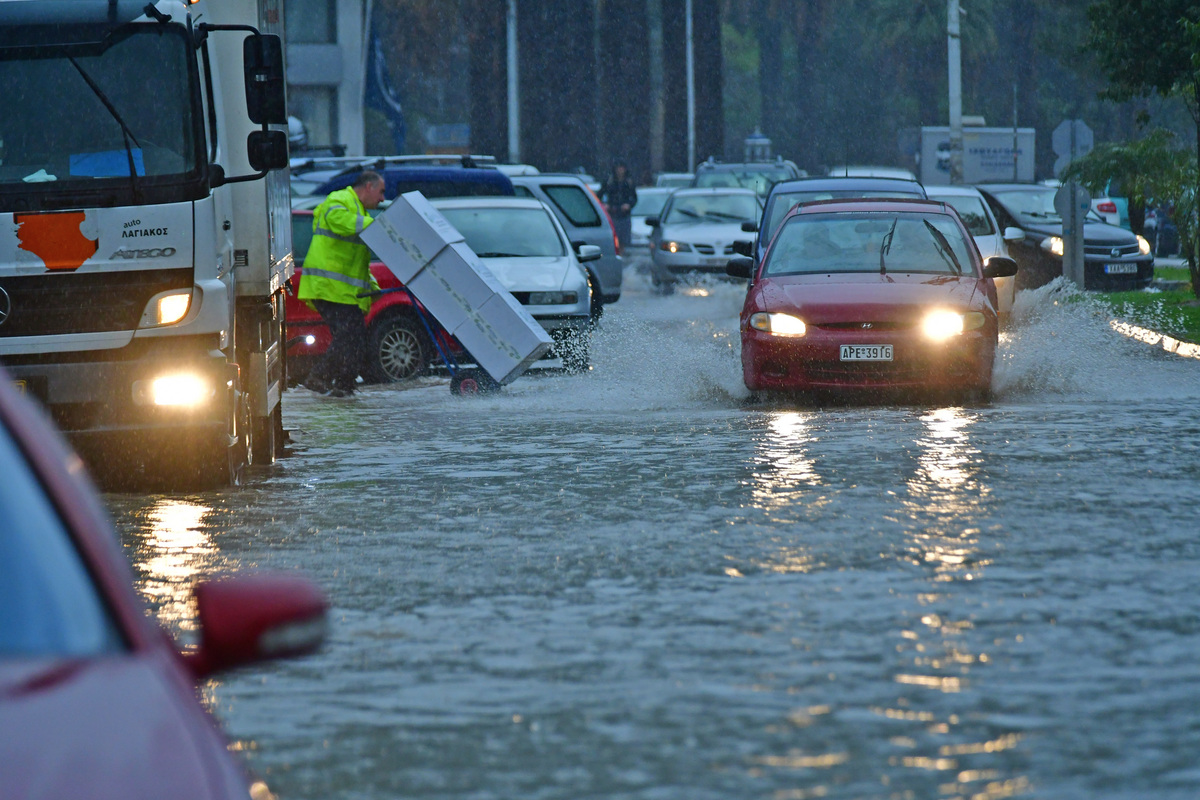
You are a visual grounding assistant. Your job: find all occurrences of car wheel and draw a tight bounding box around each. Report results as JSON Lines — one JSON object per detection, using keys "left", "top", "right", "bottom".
{"left": 450, "top": 369, "right": 500, "bottom": 396}
{"left": 587, "top": 272, "right": 603, "bottom": 326}
{"left": 366, "top": 313, "right": 431, "bottom": 382}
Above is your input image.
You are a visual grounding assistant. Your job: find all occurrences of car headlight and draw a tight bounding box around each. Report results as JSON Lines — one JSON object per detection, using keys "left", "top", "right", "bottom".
{"left": 1040, "top": 236, "right": 1064, "bottom": 256}
{"left": 527, "top": 291, "right": 578, "bottom": 305}
{"left": 921, "top": 310, "right": 985, "bottom": 341}
{"left": 749, "top": 312, "right": 806, "bottom": 336}
{"left": 660, "top": 240, "right": 692, "bottom": 253}
{"left": 1137, "top": 234, "right": 1152, "bottom": 255}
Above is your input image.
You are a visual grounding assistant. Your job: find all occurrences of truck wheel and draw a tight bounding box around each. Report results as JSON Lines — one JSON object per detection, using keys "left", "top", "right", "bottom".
{"left": 251, "top": 405, "right": 283, "bottom": 465}
{"left": 450, "top": 369, "right": 500, "bottom": 396}
{"left": 366, "top": 313, "right": 431, "bottom": 382}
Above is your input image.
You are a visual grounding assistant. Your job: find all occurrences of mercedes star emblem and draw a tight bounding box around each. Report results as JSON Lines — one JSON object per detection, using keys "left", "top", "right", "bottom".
{"left": 0, "top": 286, "right": 10, "bottom": 327}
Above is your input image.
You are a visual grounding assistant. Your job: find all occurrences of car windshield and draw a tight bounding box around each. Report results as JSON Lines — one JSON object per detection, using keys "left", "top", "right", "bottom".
{"left": 0, "top": 425, "right": 123, "bottom": 657}
{"left": 765, "top": 212, "right": 973, "bottom": 277}
{"left": 763, "top": 189, "right": 926, "bottom": 245}
{"left": 664, "top": 193, "right": 760, "bottom": 225}
{"left": 992, "top": 188, "right": 1106, "bottom": 223}
{"left": 929, "top": 195, "right": 995, "bottom": 236}
{"left": 0, "top": 27, "right": 200, "bottom": 193}
{"left": 632, "top": 191, "right": 670, "bottom": 217}
{"left": 439, "top": 206, "right": 566, "bottom": 257}
{"left": 694, "top": 168, "right": 791, "bottom": 196}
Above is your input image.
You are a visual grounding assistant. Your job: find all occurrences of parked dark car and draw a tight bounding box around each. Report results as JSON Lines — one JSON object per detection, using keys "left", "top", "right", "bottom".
{"left": 750, "top": 176, "right": 929, "bottom": 263}
{"left": 976, "top": 183, "right": 1153, "bottom": 291}
{"left": 310, "top": 162, "right": 514, "bottom": 202}
{"left": 0, "top": 371, "right": 327, "bottom": 798}
{"left": 691, "top": 157, "right": 806, "bottom": 197}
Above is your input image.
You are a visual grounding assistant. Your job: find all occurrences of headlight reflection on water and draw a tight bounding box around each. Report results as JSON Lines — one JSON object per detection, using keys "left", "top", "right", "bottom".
{"left": 133, "top": 499, "right": 218, "bottom": 637}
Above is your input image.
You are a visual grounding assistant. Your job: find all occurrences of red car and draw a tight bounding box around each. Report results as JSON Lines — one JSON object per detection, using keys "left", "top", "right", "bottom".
{"left": 0, "top": 372, "right": 327, "bottom": 797}
{"left": 286, "top": 209, "right": 460, "bottom": 383}
{"left": 727, "top": 198, "right": 1018, "bottom": 401}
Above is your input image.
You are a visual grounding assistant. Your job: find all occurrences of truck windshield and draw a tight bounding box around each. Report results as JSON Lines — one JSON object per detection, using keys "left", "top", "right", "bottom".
{"left": 0, "top": 25, "right": 201, "bottom": 202}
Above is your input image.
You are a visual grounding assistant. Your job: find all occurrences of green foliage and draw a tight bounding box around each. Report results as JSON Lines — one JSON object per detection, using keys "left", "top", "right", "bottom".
{"left": 1086, "top": 1, "right": 1200, "bottom": 104}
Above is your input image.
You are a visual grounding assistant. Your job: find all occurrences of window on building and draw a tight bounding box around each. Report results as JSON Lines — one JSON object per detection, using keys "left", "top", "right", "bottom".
{"left": 286, "top": 0, "right": 336, "bottom": 44}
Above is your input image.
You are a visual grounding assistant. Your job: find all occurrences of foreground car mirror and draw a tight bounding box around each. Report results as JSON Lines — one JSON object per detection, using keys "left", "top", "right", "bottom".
{"left": 185, "top": 572, "right": 328, "bottom": 679}
{"left": 644, "top": 217, "right": 660, "bottom": 228}
{"left": 732, "top": 240, "right": 754, "bottom": 257}
{"left": 741, "top": 221, "right": 759, "bottom": 233}
{"left": 726, "top": 256, "right": 755, "bottom": 280}
{"left": 1002, "top": 226, "right": 1025, "bottom": 242}
{"left": 577, "top": 244, "right": 602, "bottom": 262}
{"left": 983, "top": 256, "right": 1019, "bottom": 279}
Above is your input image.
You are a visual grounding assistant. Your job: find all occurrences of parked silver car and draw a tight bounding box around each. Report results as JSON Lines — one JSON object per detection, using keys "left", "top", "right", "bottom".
{"left": 647, "top": 187, "right": 763, "bottom": 292}
{"left": 509, "top": 174, "right": 622, "bottom": 321}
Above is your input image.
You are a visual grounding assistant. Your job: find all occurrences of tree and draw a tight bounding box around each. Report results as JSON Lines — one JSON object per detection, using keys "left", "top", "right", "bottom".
{"left": 1086, "top": 0, "right": 1200, "bottom": 294}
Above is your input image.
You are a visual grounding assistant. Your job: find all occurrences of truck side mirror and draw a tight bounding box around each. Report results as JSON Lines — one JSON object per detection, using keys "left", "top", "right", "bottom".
{"left": 248, "top": 130, "right": 289, "bottom": 172}
{"left": 244, "top": 34, "right": 287, "bottom": 125}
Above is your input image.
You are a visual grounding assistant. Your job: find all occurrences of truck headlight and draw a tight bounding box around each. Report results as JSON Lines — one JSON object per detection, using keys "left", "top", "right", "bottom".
{"left": 141, "top": 290, "right": 192, "bottom": 327}
{"left": 749, "top": 312, "right": 806, "bottom": 336}
{"left": 149, "top": 374, "right": 210, "bottom": 406}
{"left": 1040, "top": 236, "right": 1064, "bottom": 256}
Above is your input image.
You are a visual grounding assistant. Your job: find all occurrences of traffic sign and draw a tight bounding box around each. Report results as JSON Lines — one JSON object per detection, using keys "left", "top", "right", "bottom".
{"left": 1052, "top": 119, "right": 1093, "bottom": 177}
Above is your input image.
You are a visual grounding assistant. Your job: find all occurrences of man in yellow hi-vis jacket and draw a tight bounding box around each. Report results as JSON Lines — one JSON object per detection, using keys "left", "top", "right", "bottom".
{"left": 298, "top": 170, "right": 386, "bottom": 397}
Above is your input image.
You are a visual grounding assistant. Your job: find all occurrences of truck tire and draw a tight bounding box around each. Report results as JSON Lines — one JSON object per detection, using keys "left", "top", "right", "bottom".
{"left": 252, "top": 404, "right": 283, "bottom": 465}
{"left": 366, "top": 313, "right": 431, "bottom": 382}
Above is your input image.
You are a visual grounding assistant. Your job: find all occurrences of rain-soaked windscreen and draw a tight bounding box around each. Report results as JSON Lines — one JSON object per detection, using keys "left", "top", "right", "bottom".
{"left": 763, "top": 189, "right": 926, "bottom": 245}
{"left": 0, "top": 26, "right": 201, "bottom": 191}
{"left": 663, "top": 193, "right": 761, "bottom": 225}
{"left": 438, "top": 206, "right": 566, "bottom": 258}
{"left": 930, "top": 195, "right": 995, "bottom": 236}
{"left": 765, "top": 213, "right": 974, "bottom": 277}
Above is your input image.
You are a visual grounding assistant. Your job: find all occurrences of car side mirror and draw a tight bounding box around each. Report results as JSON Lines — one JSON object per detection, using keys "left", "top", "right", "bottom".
{"left": 1002, "top": 226, "right": 1025, "bottom": 242}
{"left": 577, "top": 244, "right": 602, "bottom": 262}
{"left": 983, "top": 256, "right": 1019, "bottom": 279}
{"left": 185, "top": 572, "right": 327, "bottom": 679}
{"left": 726, "top": 256, "right": 755, "bottom": 280}
{"left": 644, "top": 217, "right": 660, "bottom": 228}
{"left": 732, "top": 240, "right": 754, "bottom": 257}
{"left": 741, "top": 221, "right": 759, "bottom": 233}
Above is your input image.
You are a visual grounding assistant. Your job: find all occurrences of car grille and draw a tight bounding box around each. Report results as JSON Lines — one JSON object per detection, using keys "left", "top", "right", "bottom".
{"left": 0, "top": 269, "right": 193, "bottom": 337}
{"left": 804, "top": 362, "right": 931, "bottom": 383}
{"left": 692, "top": 244, "right": 737, "bottom": 256}
{"left": 817, "top": 321, "right": 911, "bottom": 332}
{"left": 1085, "top": 242, "right": 1141, "bottom": 258}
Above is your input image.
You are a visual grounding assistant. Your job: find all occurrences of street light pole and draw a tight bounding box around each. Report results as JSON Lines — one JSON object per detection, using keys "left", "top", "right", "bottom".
{"left": 947, "top": 0, "right": 963, "bottom": 184}
{"left": 685, "top": 0, "right": 695, "bottom": 172}
{"left": 506, "top": 0, "right": 520, "bottom": 164}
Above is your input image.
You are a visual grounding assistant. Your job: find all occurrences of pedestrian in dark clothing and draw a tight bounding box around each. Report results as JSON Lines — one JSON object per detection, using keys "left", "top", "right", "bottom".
{"left": 601, "top": 161, "right": 638, "bottom": 253}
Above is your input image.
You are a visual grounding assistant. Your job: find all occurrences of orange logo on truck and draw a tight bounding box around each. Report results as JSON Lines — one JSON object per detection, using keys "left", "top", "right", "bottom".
{"left": 15, "top": 211, "right": 99, "bottom": 272}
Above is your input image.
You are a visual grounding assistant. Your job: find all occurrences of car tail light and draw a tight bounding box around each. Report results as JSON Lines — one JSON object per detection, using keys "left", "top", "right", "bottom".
{"left": 1097, "top": 201, "right": 1117, "bottom": 214}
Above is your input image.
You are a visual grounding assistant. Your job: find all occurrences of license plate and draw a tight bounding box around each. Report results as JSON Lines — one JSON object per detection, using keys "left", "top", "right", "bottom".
{"left": 840, "top": 344, "right": 893, "bottom": 361}
{"left": 1104, "top": 262, "right": 1137, "bottom": 274}
{"left": 705, "top": 257, "right": 727, "bottom": 267}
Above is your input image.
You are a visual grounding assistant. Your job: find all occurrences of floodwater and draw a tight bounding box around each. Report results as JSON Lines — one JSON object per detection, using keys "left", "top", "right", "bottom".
{"left": 109, "top": 274, "right": 1200, "bottom": 800}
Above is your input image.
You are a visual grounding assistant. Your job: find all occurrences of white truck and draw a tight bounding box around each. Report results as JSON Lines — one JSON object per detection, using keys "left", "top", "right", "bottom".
{"left": 919, "top": 126, "right": 1036, "bottom": 186}
{"left": 0, "top": 0, "right": 292, "bottom": 487}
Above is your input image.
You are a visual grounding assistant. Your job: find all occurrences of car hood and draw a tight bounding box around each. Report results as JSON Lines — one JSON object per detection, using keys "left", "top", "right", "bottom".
{"left": 756, "top": 272, "right": 984, "bottom": 324}
{"left": 0, "top": 657, "right": 244, "bottom": 799}
{"left": 482, "top": 256, "right": 580, "bottom": 292}
{"left": 1019, "top": 219, "right": 1137, "bottom": 245}
{"left": 659, "top": 220, "right": 748, "bottom": 245}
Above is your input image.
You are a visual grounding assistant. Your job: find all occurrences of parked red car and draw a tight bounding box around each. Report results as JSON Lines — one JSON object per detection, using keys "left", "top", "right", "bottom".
{"left": 286, "top": 209, "right": 460, "bottom": 383}
{"left": 0, "top": 371, "right": 327, "bottom": 797}
{"left": 727, "top": 198, "right": 1018, "bottom": 401}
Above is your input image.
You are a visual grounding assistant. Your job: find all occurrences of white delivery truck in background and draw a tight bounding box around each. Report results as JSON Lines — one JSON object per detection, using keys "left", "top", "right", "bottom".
{"left": 0, "top": 0, "right": 292, "bottom": 487}
{"left": 919, "top": 126, "right": 1036, "bottom": 186}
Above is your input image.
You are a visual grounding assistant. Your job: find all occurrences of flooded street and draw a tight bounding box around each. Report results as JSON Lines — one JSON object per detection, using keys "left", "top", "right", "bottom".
{"left": 109, "top": 274, "right": 1200, "bottom": 800}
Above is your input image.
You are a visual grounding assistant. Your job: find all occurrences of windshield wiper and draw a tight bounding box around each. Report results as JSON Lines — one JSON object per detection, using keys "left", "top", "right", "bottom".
{"left": 68, "top": 56, "right": 141, "bottom": 200}
{"left": 474, "top": 252, "right": 526, "bottom": 258}
{"left": 923, "top": 220, "right": 962, "bottom": 274}
{"left": 879, "top": 218, "right": 898, "bottom": 274}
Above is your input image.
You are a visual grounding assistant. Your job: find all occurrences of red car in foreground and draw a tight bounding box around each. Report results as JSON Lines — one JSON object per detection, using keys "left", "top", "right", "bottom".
{"left": 0, "top": 373, "right": 327, "bottom": 797}
{"left": 727, "top": 198, "right": 1018, "bottom": 402}
{"left": 286, "top": 209, "right": 460, "bottom": 383}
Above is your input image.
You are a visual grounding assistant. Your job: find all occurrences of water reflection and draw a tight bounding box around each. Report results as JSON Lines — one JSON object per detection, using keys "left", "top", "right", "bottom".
{"left": 751, "top": 411, "right": 822, "bottom": 505}
{"left": 131, "top": 499, "right": 218, "bottom": 637}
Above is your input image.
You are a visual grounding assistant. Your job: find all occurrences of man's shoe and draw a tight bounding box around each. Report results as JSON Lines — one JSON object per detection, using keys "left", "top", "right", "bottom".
{"left": 303, "top": 378, "right": 332, "bottom": 394}
{"left": 328, "top": 387, "right": 354, "bottom": 398}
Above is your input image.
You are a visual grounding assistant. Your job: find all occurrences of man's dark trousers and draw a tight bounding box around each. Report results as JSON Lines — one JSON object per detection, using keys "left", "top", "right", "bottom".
{"left": 310, "top": 300, "right": 368, "bottom": 392}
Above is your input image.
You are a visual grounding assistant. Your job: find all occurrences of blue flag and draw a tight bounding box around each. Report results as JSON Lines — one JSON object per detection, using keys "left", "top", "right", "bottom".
{"left": 364, "top": 29, "right": 406, "bottom": 154}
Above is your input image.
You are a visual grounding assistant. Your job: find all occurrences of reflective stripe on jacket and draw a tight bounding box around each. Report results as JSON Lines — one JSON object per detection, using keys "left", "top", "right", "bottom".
{"left": 297, "top": 186, "right": 375, "bottom": 312}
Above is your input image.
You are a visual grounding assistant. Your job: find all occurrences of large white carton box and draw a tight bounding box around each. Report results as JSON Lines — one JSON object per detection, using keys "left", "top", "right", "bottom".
{"left": 361, "top": 191, "right": 554, "bottom": 385}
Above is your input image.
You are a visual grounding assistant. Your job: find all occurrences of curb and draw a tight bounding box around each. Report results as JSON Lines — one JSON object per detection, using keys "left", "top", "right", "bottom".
{"left": 1110, "top": 320, "right": 1200, "bottom": 360}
